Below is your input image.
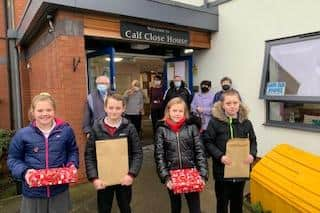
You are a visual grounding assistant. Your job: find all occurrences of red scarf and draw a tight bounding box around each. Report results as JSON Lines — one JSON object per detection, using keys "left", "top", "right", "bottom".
{"left": 165, "top": 117, "right": 186, "bottom": 133}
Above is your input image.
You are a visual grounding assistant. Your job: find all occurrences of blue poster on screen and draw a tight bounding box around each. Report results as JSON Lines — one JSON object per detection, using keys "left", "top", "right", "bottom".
{"left": 266, "top": 82, "right": 286, "bottom": 96}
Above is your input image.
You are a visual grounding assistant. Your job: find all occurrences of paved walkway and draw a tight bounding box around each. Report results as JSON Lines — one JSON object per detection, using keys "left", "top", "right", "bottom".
{"left": 0, "top": 145, "right": 248, "bottom": 213}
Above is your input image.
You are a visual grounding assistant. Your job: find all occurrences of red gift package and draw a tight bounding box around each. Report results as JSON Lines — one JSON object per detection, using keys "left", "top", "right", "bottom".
{"left": 169, "top": 168, "right": 205, "bottom": 194}
{"left": 27, "top": 167, "right": 78, "bottom": 187}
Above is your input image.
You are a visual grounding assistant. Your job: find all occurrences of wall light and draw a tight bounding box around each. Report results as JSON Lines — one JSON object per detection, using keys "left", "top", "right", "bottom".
{"left": 184, "top": 48, "right": 194, "bottom": 54}
{"left": 105, "top": 57, "right": 123, "bottom": 62}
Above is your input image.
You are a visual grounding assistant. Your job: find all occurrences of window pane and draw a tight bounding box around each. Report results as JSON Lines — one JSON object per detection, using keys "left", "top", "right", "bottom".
{"left": 269, "top": 102, "right": 320, "bottom": 127}
{"left": 87, "top": 55, "right": 110, "bottom": 93}
{"left": 166, "top": 60, "right": 189, "bottom": 88}
{"left": 268, "top": 38, "right": 320, "bottom": 96}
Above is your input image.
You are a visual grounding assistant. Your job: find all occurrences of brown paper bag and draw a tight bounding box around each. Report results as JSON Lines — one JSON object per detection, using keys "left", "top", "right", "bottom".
{"left": 224, "top": 138, "right": 250, "bottom": 178}
{"left": 96, "top": 138, "right": 129, "bottom": 186}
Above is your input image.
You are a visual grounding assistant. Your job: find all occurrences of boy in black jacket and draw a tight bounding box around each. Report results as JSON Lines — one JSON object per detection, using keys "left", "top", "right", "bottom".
{"left": 85, "top": 94, "right": 143, "bottom": 213}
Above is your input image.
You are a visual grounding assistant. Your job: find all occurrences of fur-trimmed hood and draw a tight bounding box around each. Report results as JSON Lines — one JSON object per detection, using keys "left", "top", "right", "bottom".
{"left": 212, "top": 101, "right": 249, "bottom": 123}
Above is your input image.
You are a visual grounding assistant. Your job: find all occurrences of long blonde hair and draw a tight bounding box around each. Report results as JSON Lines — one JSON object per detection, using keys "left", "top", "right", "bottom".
{"left": 163, "top": 97, "right": 189, "bottom": 120}
{"left": 28, "top": 92, "right": 56, "bottom": 121}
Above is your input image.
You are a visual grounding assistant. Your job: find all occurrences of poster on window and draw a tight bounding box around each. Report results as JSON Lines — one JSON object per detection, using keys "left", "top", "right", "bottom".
{"left": 266, "top": 82, "right": 286, "bottom": 96}
{"left": 174, "top": 61, "right": 186, "bottom": 81}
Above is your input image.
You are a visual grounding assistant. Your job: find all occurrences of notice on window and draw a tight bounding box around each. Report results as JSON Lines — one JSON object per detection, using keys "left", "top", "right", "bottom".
{"left": 174, "top": 61, "right": 186, "bottom": 81}
{"left": 266, "top": 82, "right": 286, "bottom": 96}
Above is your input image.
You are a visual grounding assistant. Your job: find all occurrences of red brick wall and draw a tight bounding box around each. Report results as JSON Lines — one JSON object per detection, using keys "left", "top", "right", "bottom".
{"left": 13, "top": 0, "right": 28, "bottom": 28}
{"left": 20, "top": 11, "right": 88, "bottom": 182}
{"left": 0, "top": 0, "right": 11, "bottom": 129}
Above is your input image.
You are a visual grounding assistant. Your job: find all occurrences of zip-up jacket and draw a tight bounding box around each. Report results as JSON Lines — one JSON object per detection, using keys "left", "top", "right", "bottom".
{"left": 85, "top": 117, "right": 143, "bottom": 181}
{"left": 154, "top": 120, "right": 208, "bottom": 183}
{"left": 82, "top": 89, "right": 114, "bottom": 134}
{"left": 202, "top": 102, "right": 257, "bottom": 181}
{"left": 7, "top": 118, "right": 79, "bottom": 198}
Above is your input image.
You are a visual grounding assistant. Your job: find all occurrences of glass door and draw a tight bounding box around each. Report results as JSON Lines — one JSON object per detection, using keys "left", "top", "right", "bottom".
{"left": 163, "top": 55, "right": 193, "bottom": 92}
{"left": 87, "top": 47, "right": 116, "bottom": 92}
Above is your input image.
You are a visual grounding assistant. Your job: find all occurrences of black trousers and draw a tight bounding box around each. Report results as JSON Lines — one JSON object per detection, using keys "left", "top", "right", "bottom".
{"left": 168, "top": 190, "right": 201, "bottom": 213}
{"left": 214, "top": 180, "right": 245, "bottom": 213}
{"left": 151, "top": 108, "right": 163, "bottom": 134}
{"left": 125, "top": 114, "right": 142, "bottom": 134}
{"left": 97, "top": 185, "right": 132, "bottom": 213}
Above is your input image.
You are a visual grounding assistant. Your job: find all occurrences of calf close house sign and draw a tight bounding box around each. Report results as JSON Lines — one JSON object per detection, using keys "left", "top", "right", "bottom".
{"left": 120, "top": 21, "right": 189, "bottom": 46}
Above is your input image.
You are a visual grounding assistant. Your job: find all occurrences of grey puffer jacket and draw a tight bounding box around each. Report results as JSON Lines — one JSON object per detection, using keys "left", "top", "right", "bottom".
{"left": 202, "top": 101, "right": 257, "bottom": 181}
{"left": 154, "top": 119, "right": 208, "bottom": 183}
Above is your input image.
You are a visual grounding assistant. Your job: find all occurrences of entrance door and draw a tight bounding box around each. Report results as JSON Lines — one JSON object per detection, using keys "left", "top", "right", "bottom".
{"left": 164, "top": 56, "right": 193, "bottom": 92}
{"left": 87, "top": 47, "right": 116, "bottom": 91}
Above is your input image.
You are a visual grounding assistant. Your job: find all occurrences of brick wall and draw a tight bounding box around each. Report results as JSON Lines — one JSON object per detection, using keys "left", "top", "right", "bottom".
{"left": 14, "top": 0, "right": 28, "bottom": 28}
{"left": 20, "top": 11, "right": 88, "bottom": 182}
{"left": 0, "top": 0, "right": 11, "bottom": 129}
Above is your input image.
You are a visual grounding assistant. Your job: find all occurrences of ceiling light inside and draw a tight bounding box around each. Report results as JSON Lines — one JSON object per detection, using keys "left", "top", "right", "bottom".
{"left": 184, "top": 49, "right": 194, "bottom": 54}
{"left": 105, "top": 57, "right": 123, "bottom": 62}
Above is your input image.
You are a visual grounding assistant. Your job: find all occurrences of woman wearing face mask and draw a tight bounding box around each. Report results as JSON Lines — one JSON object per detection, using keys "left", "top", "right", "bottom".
{"left": 213, "top": 77, "right": 233, "bottom": 104}
{"left": 150, "top": 75, "right": 164, "bottom": 134}
{"left": 124, "top": 80, "right": 145, "bottom": 136}
{"left": 191, "top": 80, "right": 214, "bottom": 131}
{"left": 163, "top": 75, "right": 192, "bottom": 110}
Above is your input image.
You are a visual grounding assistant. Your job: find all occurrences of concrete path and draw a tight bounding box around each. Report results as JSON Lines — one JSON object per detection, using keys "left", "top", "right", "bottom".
{"left": 0, "top": 145, "right": 248, "bottom": 213}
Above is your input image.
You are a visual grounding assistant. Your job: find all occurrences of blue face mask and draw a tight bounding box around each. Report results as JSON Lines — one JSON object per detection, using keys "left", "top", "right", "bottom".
{"left": 174, "top": 81, "right": 181, "bottom": 88}
{"left": 97, "top": 84, "right": 108, "bottom": 95}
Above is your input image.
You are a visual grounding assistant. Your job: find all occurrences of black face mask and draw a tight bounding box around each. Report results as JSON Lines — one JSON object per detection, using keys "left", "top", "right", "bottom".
{"left": 222, "top": 85, "right": 230, "bottom": 91}
{"left": 201, "top": 87, "right": 209, "bottom": 93}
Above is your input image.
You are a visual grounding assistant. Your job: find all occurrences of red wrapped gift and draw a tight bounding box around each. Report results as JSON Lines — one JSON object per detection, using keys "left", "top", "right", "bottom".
{"left": 27, "top": 167, "right": 78, "bottom": 187}
{"left": 169, "top": 168, "right": 205, "bottom": 194}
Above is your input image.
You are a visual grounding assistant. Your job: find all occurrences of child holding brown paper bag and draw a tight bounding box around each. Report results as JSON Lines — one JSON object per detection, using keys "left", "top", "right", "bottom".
{"left": 85, "top": 94, "right": 143, "bottom": 213}
{"left": 202, "top": 89, "right": 257, "bottom": 213}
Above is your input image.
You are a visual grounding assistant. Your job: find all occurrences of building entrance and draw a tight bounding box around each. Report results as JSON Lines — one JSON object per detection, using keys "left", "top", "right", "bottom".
{"left": 86, "top": 39, "right": 193, "bottom": 144}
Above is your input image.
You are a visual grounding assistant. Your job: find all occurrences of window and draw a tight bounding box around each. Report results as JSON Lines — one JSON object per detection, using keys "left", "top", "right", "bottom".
{"left": 87, "top": 55, "right": 111, "bottom": 93}
{"left": 260, "top": 32, "right": 320, "bottom": 131}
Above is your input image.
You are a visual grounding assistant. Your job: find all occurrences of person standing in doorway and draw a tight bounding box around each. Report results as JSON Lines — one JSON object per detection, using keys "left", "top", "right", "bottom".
{"left": 150, "top": 75, "right": 164, "bottom": 134}
{"left": 191, "top": 80, "right": 214, "bottom": 131}
{"left": 213, "top": 77, "right": 233, "bottom": 104}
{"left": 124, "top": 80, "right": 144, "bottom": 135}
{"left": 202, "top": 89, "right": 257, "bottom": 213}
{"left": 82, "top": 75, "right": 114, "bottom": 138}
{"left": 163, "top": 75, "right": 192, "bottom": 109}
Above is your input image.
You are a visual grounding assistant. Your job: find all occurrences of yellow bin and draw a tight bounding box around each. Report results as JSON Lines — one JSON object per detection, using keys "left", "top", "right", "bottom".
{"left": 251, "top": 144, "right": 320, "bottom": 213}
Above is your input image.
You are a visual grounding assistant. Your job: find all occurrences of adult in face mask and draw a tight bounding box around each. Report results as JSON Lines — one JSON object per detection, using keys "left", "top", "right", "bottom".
{"left": 82, "top": 75, "right": 114, "bottom": 138}
{"left": 213, "top": 77, "right": 233, "bottom": 104}
{"left": 163, "top": 75, "right": 192, "bottom": 110}
{"left": 191, "top": 80, "right": 215, "bottom": 131}
{"left": 150, "top": 75, "right": 164, "bottom": 134}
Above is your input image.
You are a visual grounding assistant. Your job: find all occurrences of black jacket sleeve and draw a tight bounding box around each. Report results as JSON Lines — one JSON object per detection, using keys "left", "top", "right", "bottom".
{"left": 84, "top": 130, "right": 98, "bottom": 181}
{"left": 247, "top": 120, "right": 258, "bottom": 158}
{"left": 128, "top": 124, "right": 143, "bottom": 177}
{"left": 191, "top": 125, "right": 208, "bottom": 180}
{"left": 202, "top": 119, "right": 224, "bottom": 161}
{"left": 154, "top": 127, "right": 170, "bottom": 183}
{"left": 82, "top": 99, "right": 92, "bottom": 134}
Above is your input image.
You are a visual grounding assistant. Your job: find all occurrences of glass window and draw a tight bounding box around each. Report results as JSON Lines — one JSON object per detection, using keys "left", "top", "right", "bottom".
{"left": 269, "top": 102, "right": 320, "bottom": 126}
{"left": 87, "top": 55, "right": 110, "bottom": 93}
{"left": 166, "top": 60, "right": 189, "bottom": 88}
{"left": 260, "top": 32, "right": 320, "bottom": 131}
{"left": 268, "top": 38, "right": 320, "bottom": 97}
